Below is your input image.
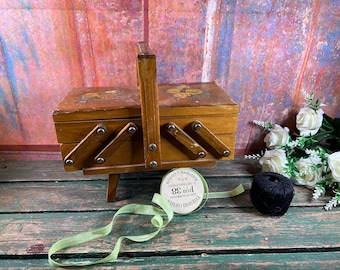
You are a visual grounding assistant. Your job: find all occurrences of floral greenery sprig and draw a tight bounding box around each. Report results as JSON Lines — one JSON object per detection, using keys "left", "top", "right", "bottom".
{"left": 247, "top": 91, "right": 340, "bottom": 210}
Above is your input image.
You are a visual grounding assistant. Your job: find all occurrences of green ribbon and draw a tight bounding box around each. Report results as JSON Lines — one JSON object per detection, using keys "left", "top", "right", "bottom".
{"left": 48, "top": 193, "right": 173, "bottom": 267}
{"left": 204, "top": 183, "right": 245, "bottom": 199}
{"left": 48, "top": 173, "right": 244, "bottom": 267}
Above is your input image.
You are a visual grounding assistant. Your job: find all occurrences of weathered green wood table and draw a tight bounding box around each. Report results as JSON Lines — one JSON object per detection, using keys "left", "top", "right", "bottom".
{"left": 0, "top": 158, "right": 339, "bottom": 269}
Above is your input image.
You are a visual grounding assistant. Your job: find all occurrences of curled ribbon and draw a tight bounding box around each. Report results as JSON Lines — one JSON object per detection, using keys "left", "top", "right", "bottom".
{"left": 48, "top": 193, "right": 173, "bottom": 267}
{"left": 48, "top": 169, "right": 244, "bottom": 267}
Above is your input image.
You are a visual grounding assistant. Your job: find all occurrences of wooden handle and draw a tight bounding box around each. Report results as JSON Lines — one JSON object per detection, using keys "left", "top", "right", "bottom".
{"left": 136, "top": 42, "right": 153, "bottom": 55}
{"left": 94, "top": 122, "right": 138, "bottom": 164}
{"left": 136, "top": 42, "right": 162, "bottom": 169}
{"left": 191, "top": 120, "right": 231, "bottom": 157}
{"left": 166, "top": 122, "right": 207, "bottom": 159}
{"left": 64, "top": 124, "right": 108, "bottom": 169}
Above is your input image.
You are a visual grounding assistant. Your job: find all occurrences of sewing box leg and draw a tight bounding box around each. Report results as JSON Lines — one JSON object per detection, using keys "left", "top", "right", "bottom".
{"left": 107, "top": 174, "right": 120, "bottom": 202}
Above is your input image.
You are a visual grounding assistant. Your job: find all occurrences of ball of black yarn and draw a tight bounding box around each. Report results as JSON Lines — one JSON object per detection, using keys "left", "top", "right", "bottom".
{"left": 250, "top": 172, "right": 294, "bottom": 216}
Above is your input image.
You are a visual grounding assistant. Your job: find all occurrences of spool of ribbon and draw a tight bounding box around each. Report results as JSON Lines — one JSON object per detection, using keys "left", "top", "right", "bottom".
{"left": 160, "top": 168, "right": 244, "bottom": 215}
{"left": 250, "top": 171, "right": 294, "bottom": 217}
{"left": 48, "top": 168, "right": 244, "bottom": 267}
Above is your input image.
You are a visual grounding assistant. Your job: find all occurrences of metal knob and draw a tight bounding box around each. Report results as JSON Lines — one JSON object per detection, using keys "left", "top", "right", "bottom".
{"left": 96, "top": 157, "right": 105, "bottom": 164}
{"left": 97, "top": 127, "right": 106, "bottom": 135}
{"left": 65, "top": 159, "right": 74, "bottom": 166}
{"left": 128, "top": 126, "right": 137, "bottom": 134}
{"left": 167, "top": 123, "right": 176, "bottom": 131}
{"left": 149, "top": 161, "right": 158, "bottom": 168}
{"left": 149, "top": 143, "right": 157, "bottom": 151}
{"left": 222, "top": 150, "right": 231, "bottom": 157}
{"left": 193, "top": 122, "right": 202, "bottom": 130}
{"left": 197, "top": 151, "right": 206, "bottom": 158}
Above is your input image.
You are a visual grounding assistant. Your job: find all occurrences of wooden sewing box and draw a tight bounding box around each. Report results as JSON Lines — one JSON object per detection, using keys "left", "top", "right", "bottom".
{"left": 53, "top": 42, "right": 238, "bottom": 201}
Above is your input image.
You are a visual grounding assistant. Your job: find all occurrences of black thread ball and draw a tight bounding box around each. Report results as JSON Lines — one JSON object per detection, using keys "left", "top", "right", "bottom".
{"left": 250, "top": 172, "right": 294, "bottom": 216}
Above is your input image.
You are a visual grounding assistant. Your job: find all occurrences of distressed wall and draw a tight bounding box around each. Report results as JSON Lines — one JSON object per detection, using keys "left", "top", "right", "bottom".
{"left": 0, "top": 0, "right": 339, "bottom": 159}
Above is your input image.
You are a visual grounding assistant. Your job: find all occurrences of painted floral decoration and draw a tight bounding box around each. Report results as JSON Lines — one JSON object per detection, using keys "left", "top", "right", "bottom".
{"left": 246, "top": 91, "right": 340, "bottom": 210}
{"left": 167, "top": 85, "right": 203, "bottom": 98}
{"left": 80, "top": 90, "right": 118, "bottom": 103}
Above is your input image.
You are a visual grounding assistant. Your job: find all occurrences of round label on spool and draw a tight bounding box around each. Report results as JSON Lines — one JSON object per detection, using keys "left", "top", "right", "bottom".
{"left": 160, "top": 168, "right": 205, "bottom": 215}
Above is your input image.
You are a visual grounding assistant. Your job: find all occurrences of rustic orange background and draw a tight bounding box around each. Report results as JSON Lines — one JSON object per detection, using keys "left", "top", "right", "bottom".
{"left": 0, "top": 0, "right": 339, "bottom": 160}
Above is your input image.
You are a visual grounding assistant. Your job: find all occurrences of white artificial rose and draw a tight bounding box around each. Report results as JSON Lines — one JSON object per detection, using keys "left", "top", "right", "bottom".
{"left": 328, "top": 152, "right": 340, "bottom": 182}
{"left": 264, "top": 124, "right": 290, "bottom": 149}
{"left": 292, "top": 157, "right": 323, "bottom": 188}
{"left": 259, "top": 149, "right": 288, "bottom": 175}
{"left": 296, "top": 107, "right": 324, "bottom": 136}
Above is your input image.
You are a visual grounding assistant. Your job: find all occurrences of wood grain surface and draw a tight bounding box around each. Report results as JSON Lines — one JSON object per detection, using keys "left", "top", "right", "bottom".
{"left": 0, "top": 158, "right": 339, "bottom": 268}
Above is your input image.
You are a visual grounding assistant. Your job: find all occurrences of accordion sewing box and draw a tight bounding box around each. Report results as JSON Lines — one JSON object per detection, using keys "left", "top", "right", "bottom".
{"left": 53, "top": 42, "right": 239, "bottom": 201}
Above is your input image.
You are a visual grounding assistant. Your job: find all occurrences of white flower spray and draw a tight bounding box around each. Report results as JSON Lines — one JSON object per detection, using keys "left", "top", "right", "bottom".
{"left": 248, "top": 91, "right": 340, "bottom": 210}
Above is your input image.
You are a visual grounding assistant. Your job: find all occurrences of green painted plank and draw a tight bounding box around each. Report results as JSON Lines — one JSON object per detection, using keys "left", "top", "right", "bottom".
{"left": 0, "top": 160, "right": 103, "bottom": 182}
{"left": 1, "top": 158, "right": 337, "bottom": 269}
{"left": 0, "top": 158, "right": 260, "bottom": 183}
{"left": 0, "top": 177, "right": 329, "bottom": 213}
{"left": 0, "top": 207, "right": 339, "bottom": 257}
{"left": 1, "top": 251, "right": 340, "bottom": 269}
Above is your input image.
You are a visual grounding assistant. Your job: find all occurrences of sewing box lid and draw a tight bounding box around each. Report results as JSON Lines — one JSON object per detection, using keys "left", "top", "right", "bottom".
{"left": 53, "top": 82, "right": 238, "bottom": 122}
